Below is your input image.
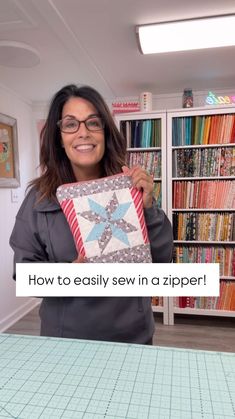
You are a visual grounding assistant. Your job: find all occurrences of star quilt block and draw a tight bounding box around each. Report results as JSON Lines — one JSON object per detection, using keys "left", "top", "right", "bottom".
{"left": 56, "top": 174, "right": 152, "bottom": 262}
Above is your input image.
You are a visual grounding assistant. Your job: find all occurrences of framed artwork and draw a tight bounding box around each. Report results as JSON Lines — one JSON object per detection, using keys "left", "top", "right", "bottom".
{"left": 0, "top": 113, "right": 20, "bottom": 188}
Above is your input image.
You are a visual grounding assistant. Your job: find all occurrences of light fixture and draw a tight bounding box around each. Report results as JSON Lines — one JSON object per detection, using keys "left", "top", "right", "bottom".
{"left": 0, "top": 41, "right": 40, "bottom": 68}
{"left": 137, "top": 14, "right": 235, "bottom": 54}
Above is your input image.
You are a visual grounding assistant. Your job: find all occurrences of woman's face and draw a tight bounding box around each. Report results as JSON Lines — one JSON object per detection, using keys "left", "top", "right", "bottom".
{"left": 60, "top": 97, "right": 105, "bottom": 180}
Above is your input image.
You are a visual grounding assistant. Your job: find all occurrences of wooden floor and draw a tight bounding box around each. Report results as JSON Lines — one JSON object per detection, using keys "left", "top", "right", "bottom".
{"left": 5, "top": 304, "right": 235, "bottom": 353}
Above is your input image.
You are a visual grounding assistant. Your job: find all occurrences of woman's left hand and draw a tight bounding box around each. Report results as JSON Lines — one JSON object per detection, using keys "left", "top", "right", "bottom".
{"left": 122, "top": 165, "right": 154, "bottom": 209}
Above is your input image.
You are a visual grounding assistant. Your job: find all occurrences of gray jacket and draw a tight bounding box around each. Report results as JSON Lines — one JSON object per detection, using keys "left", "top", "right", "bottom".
{"left": 10, "top": 187, "right": 173, "bottom": 344}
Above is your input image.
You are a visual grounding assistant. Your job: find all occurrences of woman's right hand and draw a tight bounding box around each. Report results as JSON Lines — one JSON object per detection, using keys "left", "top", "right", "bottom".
{"left": 72, "top": 254, "right": 86, "bottom": 263}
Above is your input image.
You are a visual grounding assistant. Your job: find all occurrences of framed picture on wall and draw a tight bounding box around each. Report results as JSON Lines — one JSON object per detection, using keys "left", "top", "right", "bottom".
{"left": 0, "top": 113, "right": 20, "bottom": 188}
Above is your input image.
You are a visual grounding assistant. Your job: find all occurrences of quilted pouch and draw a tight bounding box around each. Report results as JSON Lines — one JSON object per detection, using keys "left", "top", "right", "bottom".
{"left": 56, "top": 173, "right": 152, "bottom": 263}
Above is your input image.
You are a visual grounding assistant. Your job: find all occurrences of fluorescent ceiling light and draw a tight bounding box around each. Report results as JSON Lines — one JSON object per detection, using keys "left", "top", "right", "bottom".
{"left": 137, "top": 15, "right": 235, "bottom": 54}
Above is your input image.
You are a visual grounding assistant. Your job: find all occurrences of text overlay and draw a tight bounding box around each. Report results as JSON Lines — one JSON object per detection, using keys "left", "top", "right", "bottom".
{"left": 16, "top": 263, "right": 220, "bottom": 297}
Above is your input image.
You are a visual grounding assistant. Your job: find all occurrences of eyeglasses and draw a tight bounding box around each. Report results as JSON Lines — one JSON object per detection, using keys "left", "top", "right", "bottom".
{"left": 57, "top": 116, "right": 104, "bottom": 133}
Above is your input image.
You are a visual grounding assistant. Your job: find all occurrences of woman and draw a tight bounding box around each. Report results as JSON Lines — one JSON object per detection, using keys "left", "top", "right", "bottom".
{"left": 10, "top": 84, "right": 173, "bottom": 344}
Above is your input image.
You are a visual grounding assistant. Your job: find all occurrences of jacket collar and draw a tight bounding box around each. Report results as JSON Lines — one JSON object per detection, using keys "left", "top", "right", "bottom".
{"left": 35, "top": 193, "right": 61, "bottom": 213}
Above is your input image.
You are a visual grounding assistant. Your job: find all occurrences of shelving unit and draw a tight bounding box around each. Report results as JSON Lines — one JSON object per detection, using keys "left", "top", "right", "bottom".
{"left": 167, "top": 106, "right": 235, "bottom": 325}
{"left": 115, "top": 111, "right": 168, "bottom": 323}
{"left": 116, "top": 106, "right": 235, "bottom": 326}
{"left": 116, "top": 111, "right": 167, "bottom": 211}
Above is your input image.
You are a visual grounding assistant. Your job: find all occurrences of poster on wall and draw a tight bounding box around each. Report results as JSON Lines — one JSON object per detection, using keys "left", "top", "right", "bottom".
{"left": 0, "top": 113, "right": 20, "bottom": 188}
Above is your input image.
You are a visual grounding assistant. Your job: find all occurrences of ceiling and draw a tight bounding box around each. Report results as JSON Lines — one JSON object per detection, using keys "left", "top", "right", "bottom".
{"left": 1, "top": 0, "right": 235, "bottom": 104}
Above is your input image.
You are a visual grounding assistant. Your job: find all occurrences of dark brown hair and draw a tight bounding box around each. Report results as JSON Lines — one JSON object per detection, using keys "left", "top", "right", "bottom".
{"left": 30, "top": 84, "right": 127, "bottom": 200}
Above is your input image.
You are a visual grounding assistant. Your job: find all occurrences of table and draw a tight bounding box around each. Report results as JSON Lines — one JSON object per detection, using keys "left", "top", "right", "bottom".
{"left": 0, "top": 334, "right": 234, "bottom": 418}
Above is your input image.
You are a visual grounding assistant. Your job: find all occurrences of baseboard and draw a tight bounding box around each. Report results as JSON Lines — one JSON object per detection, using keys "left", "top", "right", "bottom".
{"left": 0, "top": 298, "right": 41, "bottom": 333}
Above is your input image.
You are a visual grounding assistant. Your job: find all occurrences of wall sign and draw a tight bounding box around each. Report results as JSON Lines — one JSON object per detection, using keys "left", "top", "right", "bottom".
{"left": 112, "top": 102, "right": 140, "bottom": 114}
{"left": 206, "top": 91, "right": 235, "bottom": 105}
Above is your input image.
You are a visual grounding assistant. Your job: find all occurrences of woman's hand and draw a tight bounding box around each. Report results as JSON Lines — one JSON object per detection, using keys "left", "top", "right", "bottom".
{"left": 122, "top": 165, "right": 154, "bottom": 209}
{"left": 72, "top": 254, "right": 86, "bottom": 263}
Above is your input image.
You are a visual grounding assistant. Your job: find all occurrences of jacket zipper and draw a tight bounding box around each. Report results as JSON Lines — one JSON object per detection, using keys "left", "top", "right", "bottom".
{"left": 138, "top": 297, "right": 144, "bottom": 312}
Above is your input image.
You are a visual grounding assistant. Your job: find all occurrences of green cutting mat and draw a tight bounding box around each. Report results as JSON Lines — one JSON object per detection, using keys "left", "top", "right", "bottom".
{"left": 0, "top": 334, "right": 234, "bottom": 418}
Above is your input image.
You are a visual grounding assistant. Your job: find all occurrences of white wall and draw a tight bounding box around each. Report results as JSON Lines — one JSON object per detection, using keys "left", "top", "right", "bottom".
{"left": 0, "top": 83, "right": 39, "bottom": 332}
{"left": 111, "top": 88, "right": 235, "bottom": 112}
{"left": 33, "top": 88, "right": 235, "bottom": 120}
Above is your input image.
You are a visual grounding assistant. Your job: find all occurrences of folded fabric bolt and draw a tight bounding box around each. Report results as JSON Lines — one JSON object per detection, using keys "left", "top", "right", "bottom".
{"left": 56, "top": 173, "right": 152, "bottom": 262}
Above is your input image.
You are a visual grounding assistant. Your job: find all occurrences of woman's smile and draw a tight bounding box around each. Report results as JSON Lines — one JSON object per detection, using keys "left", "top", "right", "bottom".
{"left": 73, "top": 143, "right": 96, "bottom": 152}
